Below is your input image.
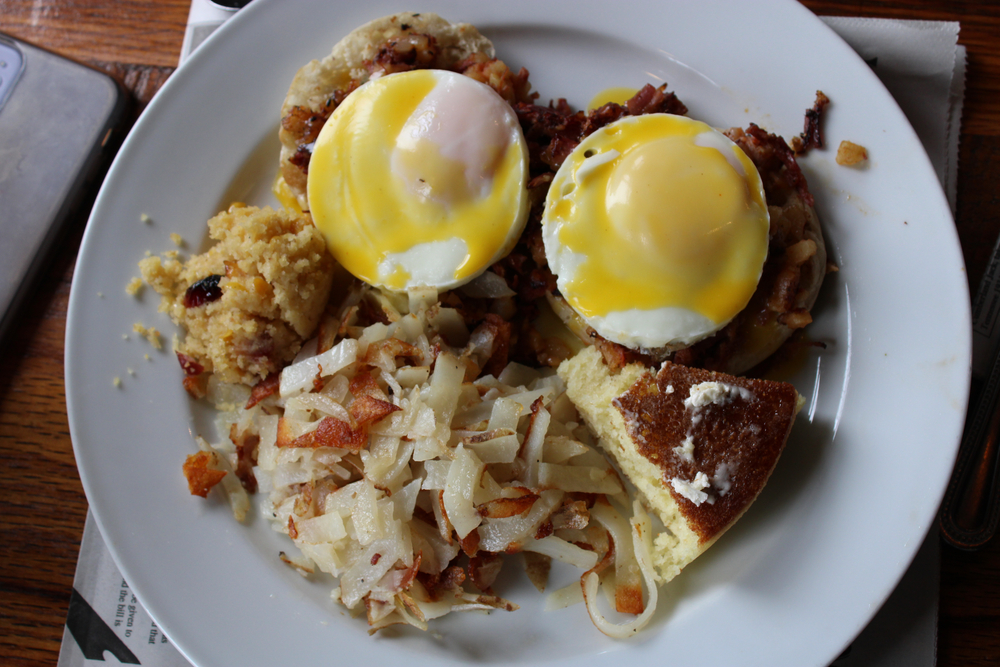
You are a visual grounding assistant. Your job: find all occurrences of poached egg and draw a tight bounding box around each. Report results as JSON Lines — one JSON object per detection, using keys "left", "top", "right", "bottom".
{"left": 307, "top": 69, "right": 530, "bottom": 292}
{"left": 542, "top": 113, "right": 770, "bottom": 350}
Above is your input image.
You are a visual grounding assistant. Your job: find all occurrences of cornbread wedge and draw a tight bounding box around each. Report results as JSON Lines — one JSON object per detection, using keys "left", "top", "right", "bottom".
{"left": 559, "top": 347, "right": 801, "bottom": 582}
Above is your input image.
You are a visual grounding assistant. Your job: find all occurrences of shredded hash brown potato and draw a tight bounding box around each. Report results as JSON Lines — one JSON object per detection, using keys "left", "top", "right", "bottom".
{"left": 191, "top": 284, "right": 661, "bottom": 635}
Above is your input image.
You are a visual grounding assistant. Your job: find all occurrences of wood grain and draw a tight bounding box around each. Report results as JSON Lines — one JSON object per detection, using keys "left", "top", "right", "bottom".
{"left": 0, "top": 2, "right": 997, "bottom": 666}
{"left": 0, "top": 0, "right": 189, "bottom": 67}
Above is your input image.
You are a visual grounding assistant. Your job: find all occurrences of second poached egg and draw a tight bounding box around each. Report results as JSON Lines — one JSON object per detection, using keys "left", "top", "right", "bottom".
{"left": 542, "top": 113, "right": 770, "bottom": 350}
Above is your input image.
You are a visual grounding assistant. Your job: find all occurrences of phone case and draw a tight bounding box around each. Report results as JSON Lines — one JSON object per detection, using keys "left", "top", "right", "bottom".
{"left": 0, "top": 33, "right": 126, "bottom": 338}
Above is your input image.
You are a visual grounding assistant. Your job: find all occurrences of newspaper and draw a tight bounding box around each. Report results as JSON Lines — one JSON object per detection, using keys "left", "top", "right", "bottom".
{"left": 58, "top": 8, "right": 967, "bottom": 667}
{"left": 177, "top": 0, "right": 237, "bottom": 64}
{"left": 57, "top": 512, "right": 186, "bottom": 667}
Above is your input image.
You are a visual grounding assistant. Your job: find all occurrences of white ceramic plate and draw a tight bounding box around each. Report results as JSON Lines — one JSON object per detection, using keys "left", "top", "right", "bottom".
{"left": 66, "top": 1, "right": 971, "bottom": 666}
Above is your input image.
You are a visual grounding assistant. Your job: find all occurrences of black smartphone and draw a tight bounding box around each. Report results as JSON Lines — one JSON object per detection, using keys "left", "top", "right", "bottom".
{"left": 0, "top": 33, "right": 126, "bottom": 339}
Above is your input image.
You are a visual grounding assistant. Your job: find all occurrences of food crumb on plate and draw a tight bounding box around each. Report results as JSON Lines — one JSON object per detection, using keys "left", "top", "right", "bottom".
{"left": 126, "top": 277, "right": 144, "bottom": 296}
{"left": 836, "top": 140, "right": 868, "bottom": 166}
{"left": 132, "top": 322, "right": 163, "bottom": 349}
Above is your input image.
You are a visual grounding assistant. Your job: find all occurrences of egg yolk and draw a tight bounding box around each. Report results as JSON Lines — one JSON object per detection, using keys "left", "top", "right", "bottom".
{"left": 587, "top": 86, "right": 639, "bottom": 111}
{"left": 307, "top": 69, "right": 529, "bottom": 292}
{"left": 542, "top": 113, "right": 769, "bottom": 350}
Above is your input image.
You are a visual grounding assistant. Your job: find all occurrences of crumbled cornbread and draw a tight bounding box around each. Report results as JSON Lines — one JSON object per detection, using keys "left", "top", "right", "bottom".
{"left": 132, "top": 323, "right": 163, "bottom": 349}
{"left": 139, "top": 205, "right": 336, "bottom": 385}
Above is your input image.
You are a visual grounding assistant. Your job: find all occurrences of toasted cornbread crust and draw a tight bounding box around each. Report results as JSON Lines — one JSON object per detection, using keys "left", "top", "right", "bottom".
{"left": 559, "top": 347, "right": 799, "bottom": 582}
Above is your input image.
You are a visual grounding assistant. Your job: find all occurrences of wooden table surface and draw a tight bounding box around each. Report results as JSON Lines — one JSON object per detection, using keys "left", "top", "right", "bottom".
{"left": 1, "top": 1, "right": 997, "bottom": 665}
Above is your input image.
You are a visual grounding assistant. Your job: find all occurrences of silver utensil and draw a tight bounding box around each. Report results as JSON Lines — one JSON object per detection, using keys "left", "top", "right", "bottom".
{"left": 940, "top": 232, "right": 1000, "bottom": 549}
